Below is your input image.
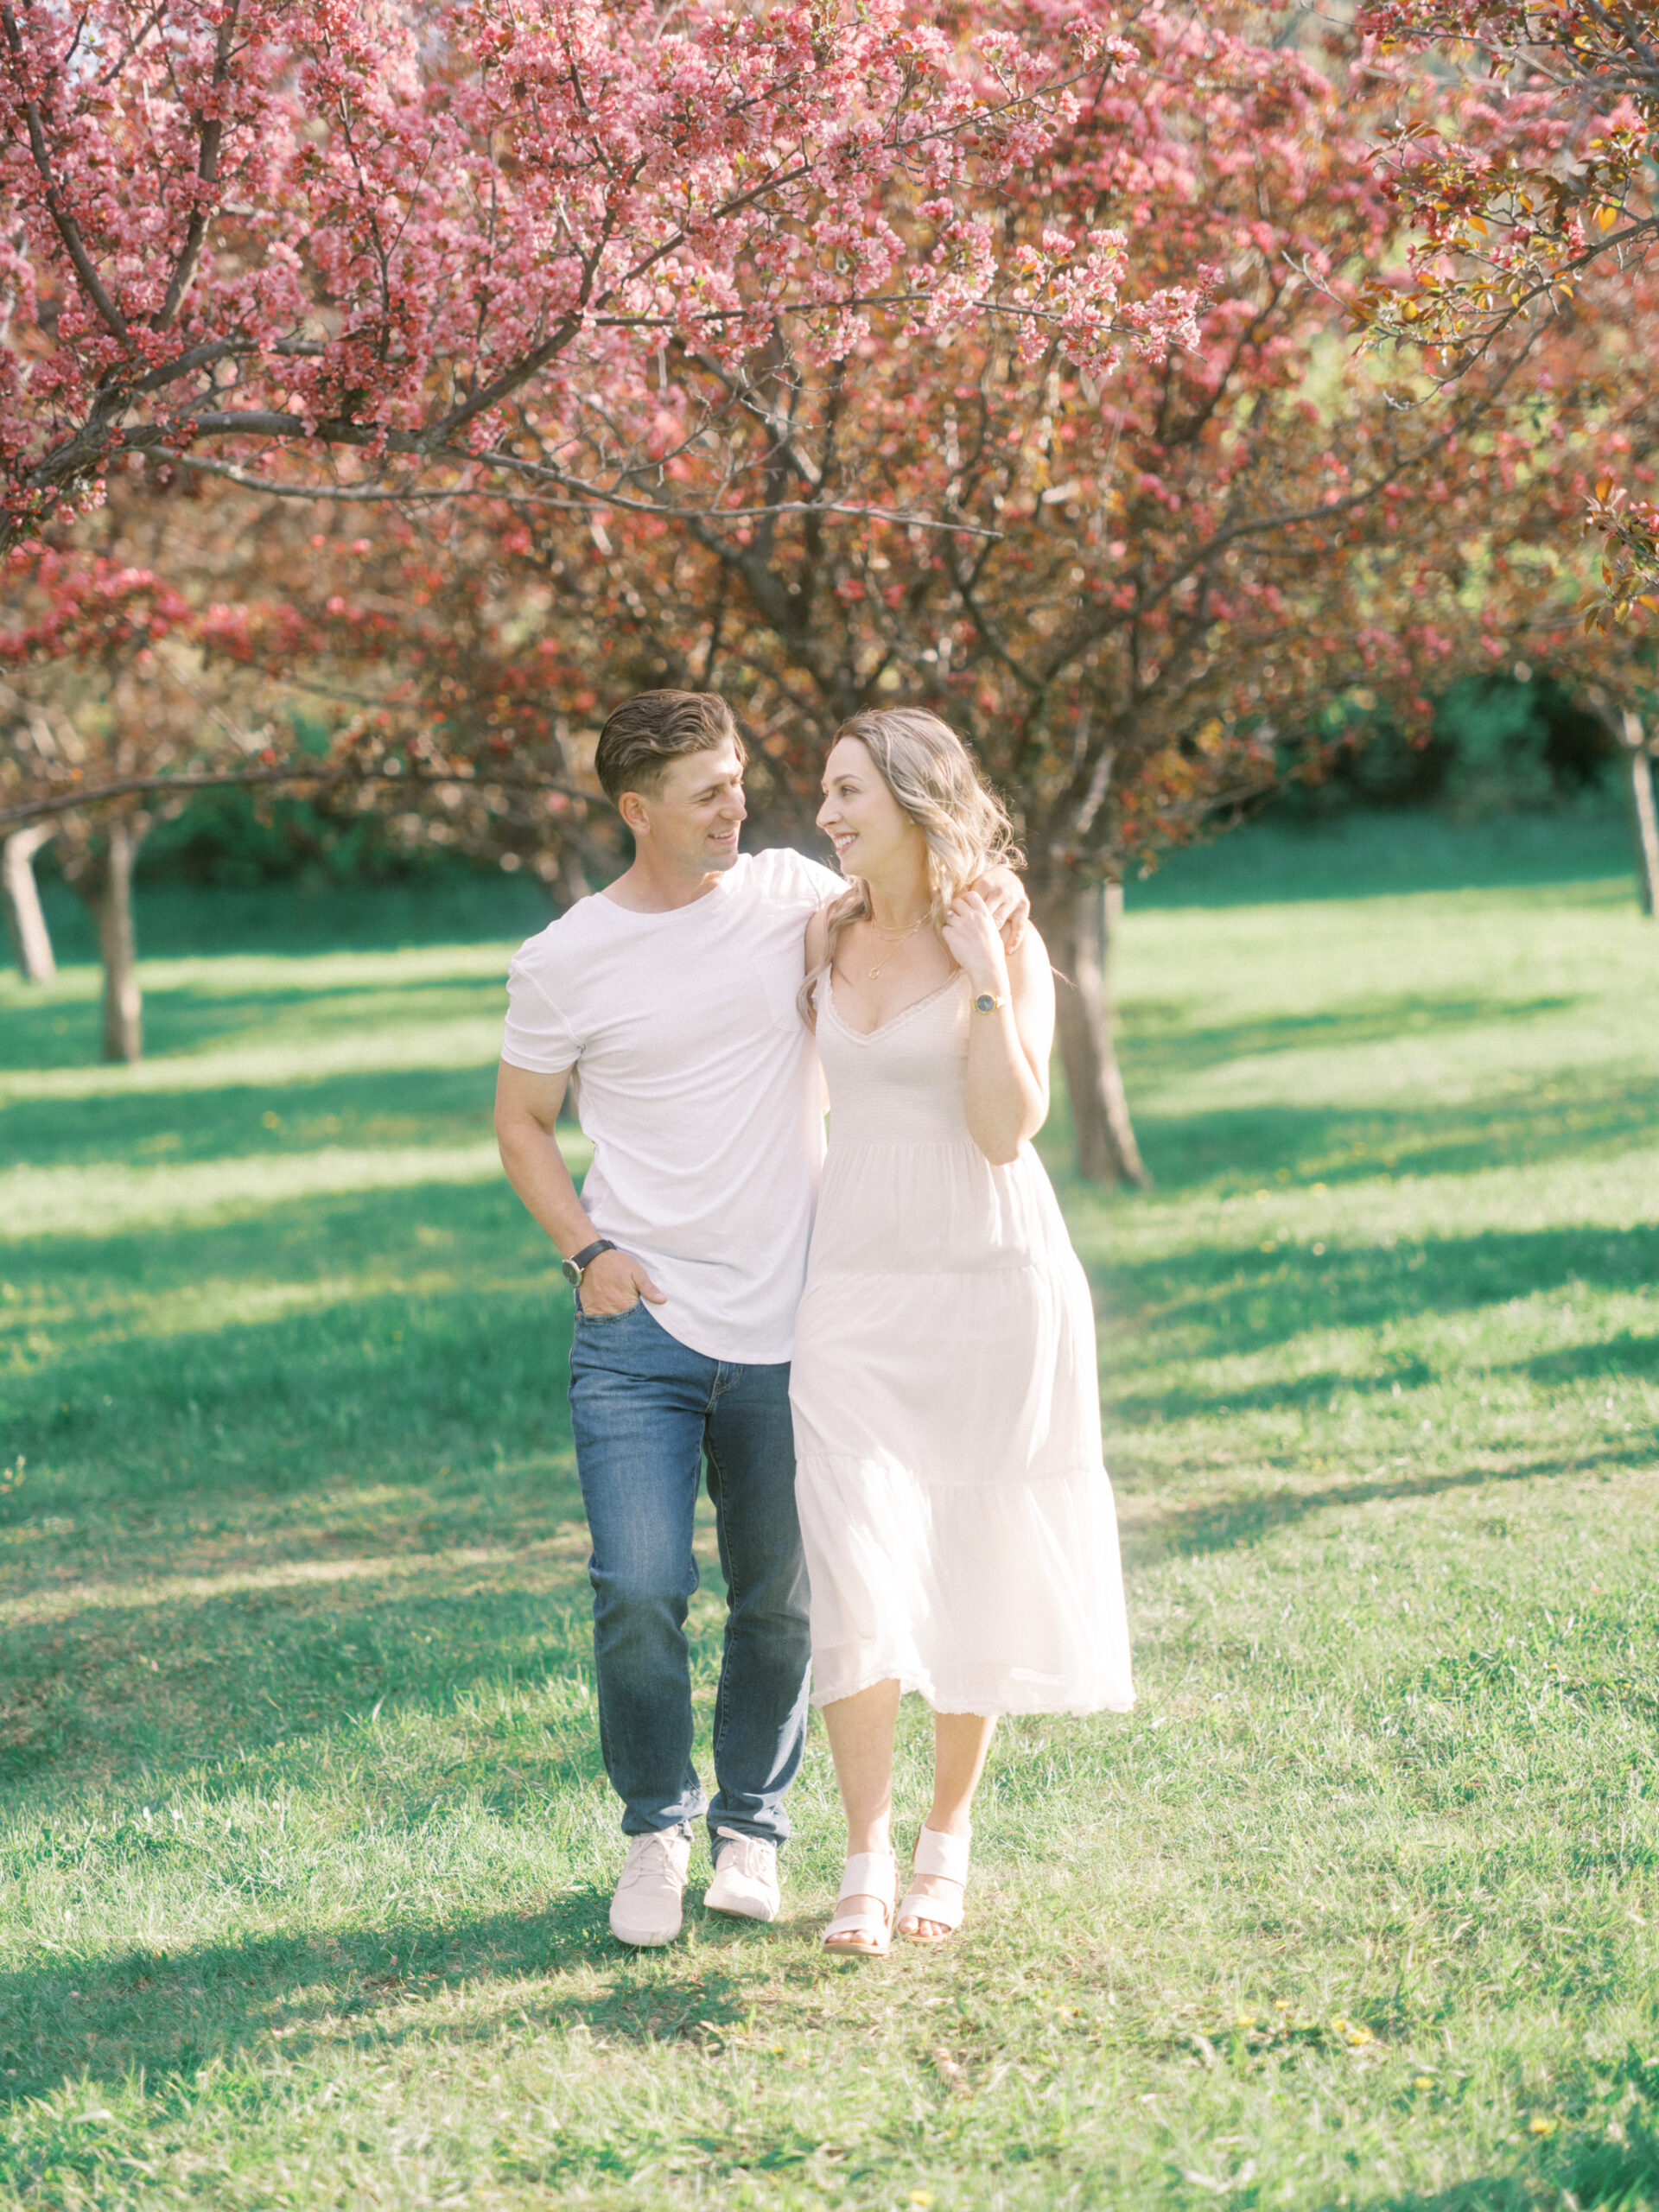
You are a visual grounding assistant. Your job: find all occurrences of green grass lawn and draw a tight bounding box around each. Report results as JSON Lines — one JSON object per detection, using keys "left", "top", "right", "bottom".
{"left": 3, "top": 812, "right": 1657, "bottom": 2210}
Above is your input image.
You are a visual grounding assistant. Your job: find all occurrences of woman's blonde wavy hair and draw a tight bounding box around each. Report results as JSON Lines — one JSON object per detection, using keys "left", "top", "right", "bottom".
{"left": 800, "top": 707, "right": 1020, "bottom": 1025}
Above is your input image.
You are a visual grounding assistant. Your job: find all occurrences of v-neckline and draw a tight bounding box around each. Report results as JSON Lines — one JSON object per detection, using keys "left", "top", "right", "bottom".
{"left": 824, "top": 969, "right": 965, "bottom": 1040}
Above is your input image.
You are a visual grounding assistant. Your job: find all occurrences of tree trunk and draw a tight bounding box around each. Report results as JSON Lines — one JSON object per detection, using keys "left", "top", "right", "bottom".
{"left": 554, "top": 845, "right": 593, "bottom": 910}
{"left": 1620, "top": 708, "right": 1659, "bottom": 918}
{"left": 1037, "top": 878, "right": 1151, "bottom": 1187}
{"left": 96, "top": 820, "right": 143, "bottom": 1061}
{"left": 63, "top": 820, "right": 144, "bottom": 1062}
{"left": 2, "top": 825, "right": 56, "bottom": 982}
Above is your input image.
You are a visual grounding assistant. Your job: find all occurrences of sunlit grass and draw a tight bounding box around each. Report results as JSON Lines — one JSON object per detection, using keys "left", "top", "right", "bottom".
{"left": 2, "top": 813, "right": 1657, "bottom": 2210}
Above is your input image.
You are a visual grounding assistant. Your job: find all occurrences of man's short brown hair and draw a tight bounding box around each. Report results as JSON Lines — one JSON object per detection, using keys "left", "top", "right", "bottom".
{"left": 594, "top": 690, "right": 745, "bottom": 804}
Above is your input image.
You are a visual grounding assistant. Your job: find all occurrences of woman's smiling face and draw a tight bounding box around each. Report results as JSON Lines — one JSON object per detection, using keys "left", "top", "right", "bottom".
{"left": 817, "top": 736, "right": 924, "bottom": 880}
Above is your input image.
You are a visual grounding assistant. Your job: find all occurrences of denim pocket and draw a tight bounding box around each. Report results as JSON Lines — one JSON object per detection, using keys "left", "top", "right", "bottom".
{"left": 575, "top": 1294, "right": 641, "bottom": 1325}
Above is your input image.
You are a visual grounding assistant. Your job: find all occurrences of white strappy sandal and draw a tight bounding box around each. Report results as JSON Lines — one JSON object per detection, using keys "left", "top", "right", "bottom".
{"left": 896, "top": 1827, "right": 970, "bottom": 1944}
{"left": 822, "top": 1850, "right": 897, "bottom": 1959}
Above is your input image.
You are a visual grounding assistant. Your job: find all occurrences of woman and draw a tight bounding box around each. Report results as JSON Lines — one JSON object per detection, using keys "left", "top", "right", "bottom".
{"left": 790, "top": 708, "right": 1134, "bottom": 1958}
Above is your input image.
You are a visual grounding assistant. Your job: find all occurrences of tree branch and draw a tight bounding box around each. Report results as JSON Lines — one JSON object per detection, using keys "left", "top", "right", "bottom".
{"left": 1, "top": 2, "right": 131, "bottom": 341}
{"left": 0, "top": 760, "right": 613, "bottom": 831}
{"left": 150, "top": 3, "right": 238, "bottom": 333}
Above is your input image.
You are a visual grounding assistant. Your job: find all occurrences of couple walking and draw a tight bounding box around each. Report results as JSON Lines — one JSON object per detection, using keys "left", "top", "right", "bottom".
{"left": 495, "top": 690, "right": 1132, "bottom": 1958}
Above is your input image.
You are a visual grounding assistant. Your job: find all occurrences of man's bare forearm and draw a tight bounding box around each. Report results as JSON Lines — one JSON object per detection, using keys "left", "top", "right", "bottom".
{"left": 498, "top": 1115, "right": 599, "bottom": 1261}
{"left": 493, "top": 1060, "right": 598, "bottom": 1261}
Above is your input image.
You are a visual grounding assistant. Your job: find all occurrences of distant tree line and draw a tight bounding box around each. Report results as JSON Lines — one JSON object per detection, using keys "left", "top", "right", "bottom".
{"left": 89, "top": 662, "right": 1637, "bottom": 896}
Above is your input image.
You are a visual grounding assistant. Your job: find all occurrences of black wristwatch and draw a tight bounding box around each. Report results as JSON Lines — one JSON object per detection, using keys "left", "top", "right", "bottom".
{"left": 562, "top": 1238, "right": 616, "bottom": 1287}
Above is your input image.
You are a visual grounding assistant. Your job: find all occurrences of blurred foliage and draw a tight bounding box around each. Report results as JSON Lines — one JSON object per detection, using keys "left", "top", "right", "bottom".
{"left": 1288, "top": 672, "right": 1622, "bottom": 817}
{"left": 124, "top": 713, "right": 487, "bottom": 887}
{"left": 124, "top": 790, "right": 498, "bottom": 892}
{"left": 101, "top": 674, "right": 1632, "bottom": 899}
{"left": 1432, "top": 675, "right": 1612, "bottom": 811}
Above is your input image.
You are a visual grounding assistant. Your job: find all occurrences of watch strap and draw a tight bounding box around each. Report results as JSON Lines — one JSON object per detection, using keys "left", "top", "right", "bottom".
{"left": 563, "top": 1237, "right": 616, "bottom": 1284}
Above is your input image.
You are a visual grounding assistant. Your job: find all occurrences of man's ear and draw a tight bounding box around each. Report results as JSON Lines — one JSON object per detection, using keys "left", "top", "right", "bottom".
{"left": 619, "top": 791, "right": 650, "bottom": 836}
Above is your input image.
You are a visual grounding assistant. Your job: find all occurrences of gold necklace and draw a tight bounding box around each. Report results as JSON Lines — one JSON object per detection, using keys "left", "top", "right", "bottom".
{"left": 866, "top": 912, "right": 930, "bottom": 979}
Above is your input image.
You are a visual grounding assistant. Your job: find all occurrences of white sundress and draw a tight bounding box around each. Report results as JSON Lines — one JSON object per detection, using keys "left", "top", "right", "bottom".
{"left": 789, "top": 969, "right": 1135, "bottom": 1717}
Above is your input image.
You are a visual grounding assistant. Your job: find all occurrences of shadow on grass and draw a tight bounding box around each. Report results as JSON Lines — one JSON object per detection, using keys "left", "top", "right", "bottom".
{"left": 0, "top": 1062, "right": 499, "bottom": 1170}
{"left": 1523, "top": 1332, "right": 1659, "bottom": 1384}
{"left": 0, "top": 1184, "right": 569, "bottom": 1506}
{"left": 1098, "top": 1219, "right": 1659, "bottom": 1368}
{"left": 1109, "top": 1356, "right": 1434, "bottom": 1423}
{"left": 0, "top": 1811, "right": 858, "bottom": 2111}
{"left": 1357, "top": 2077, "right": 1659, "bottom": 2211}
{"left": 0, "top": 1843, "right": 809, "bottom": 2110}
{"left": 1109, "top": 1326, "right": 1659, "bottom": 1428}
{"left": 1122, "top": 1077, "right": 1659, "bottom": 1194}
{"left": 0, "top": 969, "right": 509, "bottom": 1077}
{"left": 0, "top": 1175, "right": 536, "bottom": 1304}
{"left": 1126, "top": 989, "right": 1581, "bottom": 1066}
{"left": 1116, "top": 1445, "right": 1637, "bottom": 1566}
{"left": 0, "top": 1497, "right": 608, "bottom": 1787}
{"left": 13, "top": 1191, "right": 1656, "bottom": 1513}
{"left": 0, "top": 1183, "right": 606, "bottom": 1791}
{"left": 0, "top": 1894, "right": 734, "bottom": 2108}
{"left": 0, "top": 1287, "right": 572, "bottom": 1511}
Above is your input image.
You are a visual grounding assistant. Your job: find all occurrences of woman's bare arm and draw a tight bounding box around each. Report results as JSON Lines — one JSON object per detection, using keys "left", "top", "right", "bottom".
{"left": 941, "top": 896, "right": 1053, "bottom": 1165}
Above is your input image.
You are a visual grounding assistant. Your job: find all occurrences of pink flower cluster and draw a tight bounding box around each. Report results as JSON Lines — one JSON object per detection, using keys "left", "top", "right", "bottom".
{"left": 0, "top": 0, "right": 1202, "bottom": 555}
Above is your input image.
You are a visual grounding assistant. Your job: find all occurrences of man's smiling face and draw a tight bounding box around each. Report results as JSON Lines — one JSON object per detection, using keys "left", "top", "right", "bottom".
{"left": 626, "top": 739, "right": 748, "bottom": 879}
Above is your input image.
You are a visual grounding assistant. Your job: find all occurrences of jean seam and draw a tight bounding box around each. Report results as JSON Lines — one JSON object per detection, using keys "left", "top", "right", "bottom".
{"left": 704, "top": 1426, "right": 735, "bottom": 1777}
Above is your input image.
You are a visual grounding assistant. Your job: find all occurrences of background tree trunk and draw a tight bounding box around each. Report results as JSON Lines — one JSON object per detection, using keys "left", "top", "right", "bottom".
{"left": 1035, "top": 878, "right": 1151, "bottom": 1187}
{"left": 62, "top": 817, "right": 145, "bottom": 1062}
{"left": 94, "top": 820, "right": 143, "bottom": 1062}
{"left": 1619, "top": 708, "right": 1659, "bottom": 918}
{"left": 554, "top": 847, "right": 593, "bottom": 910}
{"left": 2, "top": 825, "right": 57, "bottom": 982}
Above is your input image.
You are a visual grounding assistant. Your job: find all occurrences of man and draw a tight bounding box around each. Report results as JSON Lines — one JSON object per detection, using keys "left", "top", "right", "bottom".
{"left": 494, "top": 690, "right": 1024, "bottom": 1947}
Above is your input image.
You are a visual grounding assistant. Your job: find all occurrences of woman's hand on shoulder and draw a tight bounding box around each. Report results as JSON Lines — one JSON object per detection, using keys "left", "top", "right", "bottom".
{"left": 941, "top": 890, "right": 1012, "bottom": 997}
{"left": 965, "top": 865, "right": 1030, "bottom": 954}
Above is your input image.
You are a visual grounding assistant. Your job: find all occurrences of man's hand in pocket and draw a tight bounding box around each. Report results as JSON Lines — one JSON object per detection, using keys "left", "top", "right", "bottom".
{"left": 581, "top": 1249, "right": 667, "bottom": 1315}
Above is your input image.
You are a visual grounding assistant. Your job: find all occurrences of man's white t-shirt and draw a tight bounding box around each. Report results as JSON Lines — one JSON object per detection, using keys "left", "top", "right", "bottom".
{"left": 501, "top": 847, "right": 843, "bottom": 1365}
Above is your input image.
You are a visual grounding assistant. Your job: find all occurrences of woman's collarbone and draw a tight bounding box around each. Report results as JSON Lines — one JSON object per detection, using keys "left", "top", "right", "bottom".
{"left": 835, "top": 932, "right": 958, "bottom": 1031}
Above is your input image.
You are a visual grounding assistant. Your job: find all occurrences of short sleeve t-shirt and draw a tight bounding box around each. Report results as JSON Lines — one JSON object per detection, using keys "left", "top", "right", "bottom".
{"left": 501, "top": 847, "right": 844, "bottom": 1364}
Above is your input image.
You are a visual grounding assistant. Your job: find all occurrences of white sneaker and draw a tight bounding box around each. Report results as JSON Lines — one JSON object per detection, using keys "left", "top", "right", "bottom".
{"left": 703, "top": 1826, "right": 781, "bottom": 1923}
{"left": 609, "top": 1829, "right": 691, "bottom": 1947}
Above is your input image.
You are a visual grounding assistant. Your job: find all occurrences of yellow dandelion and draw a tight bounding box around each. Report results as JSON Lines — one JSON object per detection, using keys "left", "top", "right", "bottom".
{"left": 1528, "top": 2116, "right": 1557, "bottom": 2137}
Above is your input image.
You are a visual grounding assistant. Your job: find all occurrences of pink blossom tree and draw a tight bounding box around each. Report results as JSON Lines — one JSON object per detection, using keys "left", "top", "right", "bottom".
{"left": 149, "top": 4, "right": 1637, "bottom": 1174}
{"left": 1, "top": 0, "right": 1198, "bottom": 553}
{"left": 0, "top": 0, "right": 1205, "bottom": 1043}
{"left": 0, "top": 505, "right": 284, "bottom": 1055}
{"left": 1354, "top": 0, "right": 1659, "bottom": 614}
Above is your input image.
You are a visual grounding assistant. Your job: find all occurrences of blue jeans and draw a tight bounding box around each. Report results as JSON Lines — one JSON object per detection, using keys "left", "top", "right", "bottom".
{"left": 567, "top": 1299, "right": 810, "bottom": 1851}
